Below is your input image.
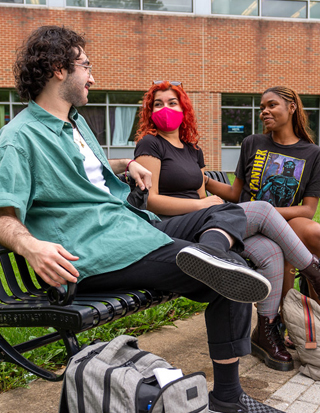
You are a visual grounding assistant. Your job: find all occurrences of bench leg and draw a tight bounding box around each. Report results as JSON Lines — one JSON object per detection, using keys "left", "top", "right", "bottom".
{"left": 0, "top": 329, "right": 80, "bottom": 382}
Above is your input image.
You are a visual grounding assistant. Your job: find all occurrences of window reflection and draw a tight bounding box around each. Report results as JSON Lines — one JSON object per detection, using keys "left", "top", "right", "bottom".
{"left": 254, "top": 110, "right": 264, "bottom": 135}
{"left": 305, "top": 110, "right": 319, "bottom": 145}
{"left": 144, "top": 0, "right": 192, "bottom": 12}
{"left": 77, "top": 106, "right": 107, "bottom": 145}
{"left": 310, "top": 2, "right": 320, "bottom": 18}
{"left": 212, "top": 0, "right": 258, "bottom": 16}
{"left": 261, "top": 0, "right": 307, "bottom": 18}
{"left": 0, "top": 105, "right": 9, "bottom": 128}
{"left": 26, "top": 0, "right": 46, "bottom": 4}
{"left": 109, "top": 106, "right": 138, "bottom": 146}
{"left": 222, "top": 108, "right": 253, "bottom": 146}
{"left": 66, "top": 0, "right": 192, "bottom": 10}
{"left": 66, "top": 0, "right": 85, "bottom": 6}
{"left": 0, "top": 0, "right": 23, "bottom": 3}
{"left": 87, "top": 0, "right": 139, "bottom": 9}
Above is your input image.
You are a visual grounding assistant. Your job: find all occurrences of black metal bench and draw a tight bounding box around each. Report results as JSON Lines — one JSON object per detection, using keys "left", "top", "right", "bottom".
{"left": 0, "top": 171, "right": 229, "bottom": 382}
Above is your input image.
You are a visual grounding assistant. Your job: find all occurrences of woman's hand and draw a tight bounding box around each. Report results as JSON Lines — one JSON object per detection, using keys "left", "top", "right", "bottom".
{"left": 200, "top": 195, "right": 224, "bottom": 207}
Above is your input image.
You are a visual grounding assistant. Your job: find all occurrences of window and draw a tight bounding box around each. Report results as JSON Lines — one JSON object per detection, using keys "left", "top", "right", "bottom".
{"left": 78, "top": 91, "right": 144, "bottom": 157}
{"left": 0, "top": 0, "right": 46, "bottom": 4}
{"left": 211, "top": 0, "right": 258, "bottom": 16}
{"left": 301, "top": 96, "right": 320, "bottom": 145}
{"left": 310, "top": 1, "right": 320, "bottom": 18}
{"left": 86, "top": 0, "right": 139, "bottom": 9}
{"left": 221, "top": 95, "right": 262, "bottom": 146}
{"left": 211, "top": 0, "right": 320, "bottom": 19}
{"left": 221, "top": 94, "right": 319, "bottom": 146}
{"left": 143, "top": 0, "right": 192, "bottom": 12}
{"left": 0, "top": 90, "right": 25, "bottom": 128}
{"left": 66, "top": 0, "right": 193, "bottom": 12}
{"left": 262, "top": 0, "right": 307, "bottom": 18}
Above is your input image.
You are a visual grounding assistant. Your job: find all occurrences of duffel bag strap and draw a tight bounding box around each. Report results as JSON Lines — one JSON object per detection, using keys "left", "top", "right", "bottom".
{"left": 301, "top": 294, "right": 317, "bottom": 350}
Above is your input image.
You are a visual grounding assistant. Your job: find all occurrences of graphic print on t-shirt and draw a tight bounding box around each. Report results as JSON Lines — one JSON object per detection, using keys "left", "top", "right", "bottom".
{"left": 250, "top": 151, "right": 305, "bottom": 207}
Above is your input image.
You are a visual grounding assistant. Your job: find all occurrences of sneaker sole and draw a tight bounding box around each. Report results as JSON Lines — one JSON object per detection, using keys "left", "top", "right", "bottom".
{"left": 176, "top": 247, "right": 271, "bottom": 303}
{"left": 251, "top": 341, "right": 294, "bottom": 371}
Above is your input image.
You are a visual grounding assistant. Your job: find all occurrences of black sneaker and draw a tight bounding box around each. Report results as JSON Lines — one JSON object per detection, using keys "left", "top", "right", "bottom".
{"left": 176, "top": 245, "right": 271, "bottom": 303}
{"left": 208, "top": 391, "right": 284, "bottom": 412}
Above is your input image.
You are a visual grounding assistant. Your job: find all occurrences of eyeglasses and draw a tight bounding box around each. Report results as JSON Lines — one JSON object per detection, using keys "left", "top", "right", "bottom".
{"left": 153, "top": 80, "right": 183, "bottom": 88}
{"left": 71, "top": 63, "right": 93, "bottom": 76}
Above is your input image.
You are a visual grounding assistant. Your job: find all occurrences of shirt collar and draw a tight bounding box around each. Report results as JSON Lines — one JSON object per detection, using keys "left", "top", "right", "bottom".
{"left": 28, "top": 100, "right": 79, "bottom": 135}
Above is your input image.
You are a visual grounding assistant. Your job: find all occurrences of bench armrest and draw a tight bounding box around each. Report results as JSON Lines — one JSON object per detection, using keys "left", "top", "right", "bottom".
{"left": 47, "top": 282, "right": 78, "bottom": 306}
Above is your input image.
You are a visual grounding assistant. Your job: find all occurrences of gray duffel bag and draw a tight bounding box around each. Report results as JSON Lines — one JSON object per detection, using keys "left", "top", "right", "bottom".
{"left": 59, "top": 334, "right": 209, "bottom": 413}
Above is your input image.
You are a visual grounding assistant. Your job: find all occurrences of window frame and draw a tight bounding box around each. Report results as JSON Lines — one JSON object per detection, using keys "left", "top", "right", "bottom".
{"left": 221, "top": 95, "right": 262, "bottom": 147}
{"left": 83, "top": 92, "right": 143, "bottom": 159}
{"left": 64, "top": 0, "right": 195, "bottom": 13}
{"left": 221, "top": 93, "right": 320, "bottom": 147}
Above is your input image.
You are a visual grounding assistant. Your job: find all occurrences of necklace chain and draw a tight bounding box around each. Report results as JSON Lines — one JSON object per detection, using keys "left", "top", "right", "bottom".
{"left": 73, "top": 127, "right": 85, "bottom": 148}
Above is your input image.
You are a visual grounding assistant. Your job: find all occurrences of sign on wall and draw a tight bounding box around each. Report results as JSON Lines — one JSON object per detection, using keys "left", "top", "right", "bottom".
{"left": 228, "top": 125, "right": 244, "bottom": 133}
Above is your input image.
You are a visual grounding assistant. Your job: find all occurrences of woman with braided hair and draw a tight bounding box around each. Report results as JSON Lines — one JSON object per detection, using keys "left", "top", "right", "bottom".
{"left": 206, "top": 85, "right": 320, "bottom": 347}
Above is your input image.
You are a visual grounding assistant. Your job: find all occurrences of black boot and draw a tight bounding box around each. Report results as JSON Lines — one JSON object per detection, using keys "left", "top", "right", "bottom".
{"left": 300, "top": 255, "right": 320, "bottom": 300}
{"left": 251, "top": 314, "right": 294, "bottom": 371}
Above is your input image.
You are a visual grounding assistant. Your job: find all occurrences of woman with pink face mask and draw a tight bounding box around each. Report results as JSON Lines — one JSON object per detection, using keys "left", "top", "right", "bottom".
{"left": 134, "top": 80, "right": 218, "bottom": 217}
{"left": 134, "top": 81, "right": 320, "bottom": 376}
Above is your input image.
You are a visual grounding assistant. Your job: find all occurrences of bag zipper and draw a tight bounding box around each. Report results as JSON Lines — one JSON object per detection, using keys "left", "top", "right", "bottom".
{"left": 102, "top": 350, "right": 151, "bottom": 413}
{"left": 74, "top": 343, "right": 109, "bottom": 413}
{"left": 189, "top": 404, "right": 208, "bottom": 413}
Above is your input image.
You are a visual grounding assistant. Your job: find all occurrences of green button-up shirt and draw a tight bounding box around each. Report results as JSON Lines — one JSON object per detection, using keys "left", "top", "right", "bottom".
{"left": 0, "top": 101, "right": 172, "bottom": 281}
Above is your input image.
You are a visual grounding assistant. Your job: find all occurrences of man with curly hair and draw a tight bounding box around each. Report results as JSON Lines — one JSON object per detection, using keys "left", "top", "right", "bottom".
{"left": 0, "top": 26, "right": 283, "bottom": 412}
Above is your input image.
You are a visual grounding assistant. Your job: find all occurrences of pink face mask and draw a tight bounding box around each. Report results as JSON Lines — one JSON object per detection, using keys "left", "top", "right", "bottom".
{"left": 151, "top": 107, "right": 184, "bottom": 132}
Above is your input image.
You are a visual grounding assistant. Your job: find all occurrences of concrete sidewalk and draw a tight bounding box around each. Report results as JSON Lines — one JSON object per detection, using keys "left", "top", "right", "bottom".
{"left": 0, "top": 310, "right": 319, "bottom": 413}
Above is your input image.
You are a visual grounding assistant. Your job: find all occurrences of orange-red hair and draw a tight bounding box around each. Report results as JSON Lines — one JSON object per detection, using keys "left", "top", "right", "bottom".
{"left": 135, "top": 81, "right": 200, "bottom": 145}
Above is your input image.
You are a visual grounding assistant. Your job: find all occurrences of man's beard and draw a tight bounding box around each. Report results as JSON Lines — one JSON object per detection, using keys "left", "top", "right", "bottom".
{"left": 59, "top": 74, "right": 88, "bottom": 107}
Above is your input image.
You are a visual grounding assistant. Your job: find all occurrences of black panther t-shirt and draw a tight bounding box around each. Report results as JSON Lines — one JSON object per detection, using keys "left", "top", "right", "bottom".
{"left": 134, "top": 134, "right": 205, "bottom": 199}
{"left": 235, "top": 133, "right": 320, "bottom": 207}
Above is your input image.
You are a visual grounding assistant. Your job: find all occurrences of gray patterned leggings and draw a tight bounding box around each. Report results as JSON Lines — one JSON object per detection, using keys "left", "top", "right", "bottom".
{"left": 239, "top": 201, "right": 313, "bottom": 319}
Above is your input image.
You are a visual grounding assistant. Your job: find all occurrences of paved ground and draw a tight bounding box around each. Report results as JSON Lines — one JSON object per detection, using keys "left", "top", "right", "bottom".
{"left": 0, "top": 308, "right": 319, "bottom": 412}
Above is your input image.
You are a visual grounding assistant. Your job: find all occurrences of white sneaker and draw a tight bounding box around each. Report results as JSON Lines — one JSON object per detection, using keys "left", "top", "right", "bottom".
{"left": 176, "top": 245, "right": 271, "bottom": 303}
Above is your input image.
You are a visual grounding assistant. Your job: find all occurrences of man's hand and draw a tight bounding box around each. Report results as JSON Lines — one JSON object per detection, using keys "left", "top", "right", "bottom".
{"left": 22, "top": 238, "right": 79, "bottom": 287}
{"left": 0, "top": 207, "right": 79, "bottom": 287}
{"left": 129, "top": 161, "right": 152, "bottom": 190}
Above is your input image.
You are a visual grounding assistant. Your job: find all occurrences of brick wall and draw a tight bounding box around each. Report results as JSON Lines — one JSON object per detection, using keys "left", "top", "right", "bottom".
{"left": 1, "top": 7, "right": 320, "bottom": 168}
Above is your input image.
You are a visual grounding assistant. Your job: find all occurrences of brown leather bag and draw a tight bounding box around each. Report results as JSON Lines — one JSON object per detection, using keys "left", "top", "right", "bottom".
{"left": 282, "top": 288, "right": 320, "bottom": 380}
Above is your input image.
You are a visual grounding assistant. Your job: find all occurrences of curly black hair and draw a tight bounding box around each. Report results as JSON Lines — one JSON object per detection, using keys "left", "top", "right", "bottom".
{"left": 13, "top": 25, "right": 86, "bottom": 101}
